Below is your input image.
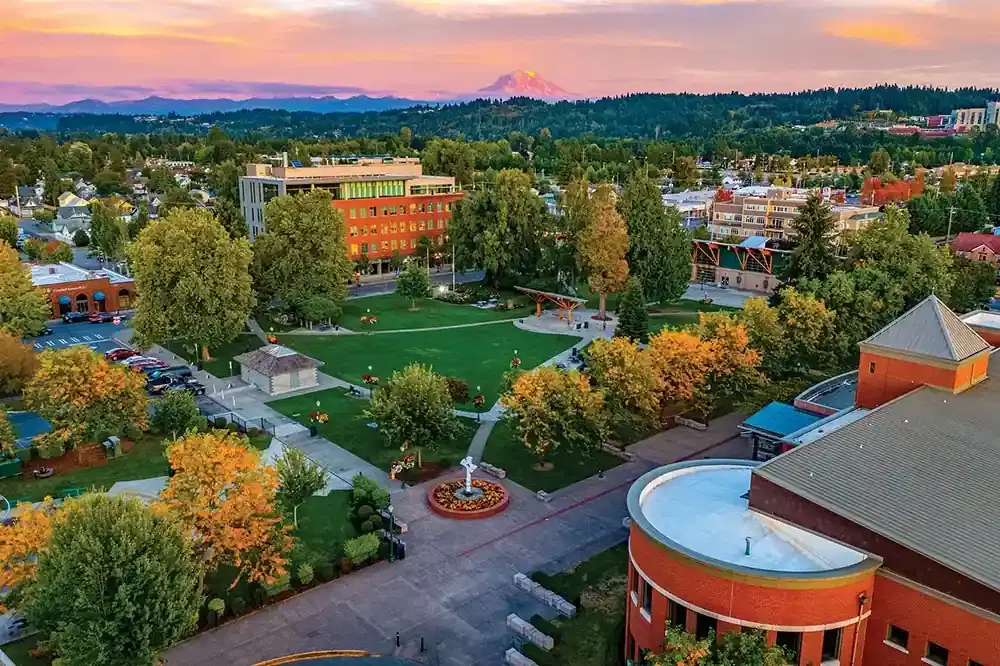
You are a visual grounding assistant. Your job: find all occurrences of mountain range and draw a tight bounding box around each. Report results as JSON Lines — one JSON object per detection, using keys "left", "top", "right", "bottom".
{"left": 0, "top": 71, "right": 572, "bottom": 116}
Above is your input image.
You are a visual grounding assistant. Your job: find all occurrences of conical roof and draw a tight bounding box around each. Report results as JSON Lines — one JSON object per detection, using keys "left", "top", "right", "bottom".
{"left": 862, "top": 295, "right": 990, "bottom": 362}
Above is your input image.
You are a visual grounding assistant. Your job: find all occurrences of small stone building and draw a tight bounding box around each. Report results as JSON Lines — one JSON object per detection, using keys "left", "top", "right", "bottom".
{"left": 233, "top": 345, "right": 322, "bottom": 396}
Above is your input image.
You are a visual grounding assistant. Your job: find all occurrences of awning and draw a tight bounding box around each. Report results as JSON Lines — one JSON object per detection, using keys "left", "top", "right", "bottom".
{"left": 58, "top": 295, "right": 71, "bottom": 305}
{"left": 93, "top": 291, "right": 105, "bottom": 301}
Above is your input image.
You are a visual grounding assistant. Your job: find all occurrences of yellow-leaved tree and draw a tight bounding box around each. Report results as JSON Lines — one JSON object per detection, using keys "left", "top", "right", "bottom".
{"left": 646, "top": 329, "right": 716, "bottom": 408}
{"left": 694, "top": 311, "right": 764, "bottom": 418}
{"left": 578, "top": 184, "right": 629, "bottom": 320}
{"left": 584, "top": 337, "right": 663, "bottom": 436}
{"left": 0, "top": 499, "right": 62, "bottom": 611}
{"left": 159, "top": 431, "right": 292, "bottom": 587}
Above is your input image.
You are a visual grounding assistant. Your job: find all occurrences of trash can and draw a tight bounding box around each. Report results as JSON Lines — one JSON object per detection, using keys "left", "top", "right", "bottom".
{"left": 395, "top": 539, "right": 406, "bottom": 560}
{"left": 309, "top": 425, "right": 318, "bottom": 437}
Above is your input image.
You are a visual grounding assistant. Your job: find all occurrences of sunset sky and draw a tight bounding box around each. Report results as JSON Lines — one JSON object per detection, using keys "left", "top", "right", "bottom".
{"left": 2, "top": 0, "right": 1000, "bottom": 104}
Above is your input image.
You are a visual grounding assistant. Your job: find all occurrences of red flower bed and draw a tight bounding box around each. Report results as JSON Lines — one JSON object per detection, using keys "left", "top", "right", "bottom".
{"left": 427, "top": 478, "right": 510, "bottom": 520}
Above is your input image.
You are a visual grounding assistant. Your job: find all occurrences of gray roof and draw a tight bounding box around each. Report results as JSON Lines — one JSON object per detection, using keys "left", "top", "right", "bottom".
{"left": 756, "top": 351, "right": 1000, "bottom": 593}
{"left": 233, "top": 345, "right": 321, "bottom": 376}
{"left": 862, "top": 295, "right": 989, "bottom": 362}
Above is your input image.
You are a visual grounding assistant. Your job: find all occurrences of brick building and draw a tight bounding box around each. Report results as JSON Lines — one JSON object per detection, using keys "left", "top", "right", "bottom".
{"left": 30, "top": 262, "right": 135, "bottom": 317}
{"left": 239, "top": 156, "right": 462, "bottom": 273}
{"left": 627, "top": 295, "right": 1000, "bottom": 666}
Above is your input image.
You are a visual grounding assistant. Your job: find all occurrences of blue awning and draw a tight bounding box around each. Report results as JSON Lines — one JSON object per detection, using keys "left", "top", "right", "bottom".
{"left": 741, "top": 402, "right": 822, "bottom": 438}
{"left": 93, "top": 291, "right": 105, "bottom": 301}
{"left": 58, "top": 295, "right": 71, "bottom": 305}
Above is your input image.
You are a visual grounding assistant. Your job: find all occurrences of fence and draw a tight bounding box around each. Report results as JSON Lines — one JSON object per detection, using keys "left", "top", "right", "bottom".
{"left": 197, "top": 409, "right": 276, "bottom": 436}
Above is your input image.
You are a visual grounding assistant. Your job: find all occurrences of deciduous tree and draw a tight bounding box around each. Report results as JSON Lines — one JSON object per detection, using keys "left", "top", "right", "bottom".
{"left": 0, "top": 408, "right": 15, "bottom": 457}
{"left": 89, "top": 201, "right": 129, "bottom": 261}
{"left": 585, "top": 337, "right": 662, "bottom": 435}
{"left": 24, "top": 347, "right": 148, "bottom": 448}
{"left": 0, "top": 499, "right": 60, "bottom": 612}
{"left": 160, "top": 431, "right": 291, "bottom": 586}
{"left": 694, "top": 312, "right": 764, "bottom": 417}
{"left": 129, "top": 208, "right": 255, "bottom": 361}
{"left": 869, "top": 148, "right": 891, "bottom": 176}
{"left": 364, "top": 363, "right": 463, "bottom": 453}
{"left": 275, "top": 448, "right": 327, "bottom": 528}
{"left": 0, "top": 216, "right": 16, "bottom": 248}
{"left": 579, "top": 184, "right": 629, "bottom": 320}
{"left": 948, "top": 256, "right": 996, "bottom": 314}
{"left": 27, "top": 495, "right": 201, "bottom": 666}
{"left": 645, "top": 626, "right": 788, "bottom": 666}
{"left": 500, "top": 366, "right": 607, "bottom": 463}
{"left": 646, "top": 330, "right": 715, "bottom": 405}
{"left": 150, "top": 389, "right": 200, "bottom": 439}
{"left": 0, "top": 328, "right": 38, "bottom": 397}
{"left": 396, "top": 260, "right": 431, "bottom": 310}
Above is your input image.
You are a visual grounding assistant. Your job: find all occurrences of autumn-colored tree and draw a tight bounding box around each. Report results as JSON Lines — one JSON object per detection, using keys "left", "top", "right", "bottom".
{"left": 940, "top": 166, "right": 957, "bottom": 194}
{"left": 740, "top": 291, "right": 838, "bottom": 376}
{"left": 646, "top": 329, "right": 715, "bottom": 406}
{"left": 585, "top": 337, "right": 662, "bottom": 435}
{"left": 23, "top": 346, "right": 148, "bottom": 449}
{"left": 501, "top": 366, "right": 607, "bottom": 463}
{"left": 694, "top": 312, "right": 765, "bottom": 417}
{"left": 0, "top": 242, "right": 50, "bottom": 337}
{"left": 159, "top": 431, "right": 292, "bottom": 587}
{"left": 0, "top": 408, "right": 15, "bottom": 457}
{"left": 579, "top": 184, "right": 629, "bottom": 320}
{"left": 0, "top": 328, "right": 38, "bottom": 397}
{"left": 0, "top": 499, "right": 61, "bottom": 611}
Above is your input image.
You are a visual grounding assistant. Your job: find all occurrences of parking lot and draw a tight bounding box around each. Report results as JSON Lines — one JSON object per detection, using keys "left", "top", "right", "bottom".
{"left": 28, "top": 320, "right": 132, "bottom": 354}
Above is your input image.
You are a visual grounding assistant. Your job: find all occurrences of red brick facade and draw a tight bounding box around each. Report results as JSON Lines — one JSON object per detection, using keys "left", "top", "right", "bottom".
{"left": 856, "top": 348, "right": 989, "bottom": 409}
{"left": 334, "top": 193, "right": 462, "bottom": 261}
{"left": 41, "top": 278, "right": 135, "bottom": 318}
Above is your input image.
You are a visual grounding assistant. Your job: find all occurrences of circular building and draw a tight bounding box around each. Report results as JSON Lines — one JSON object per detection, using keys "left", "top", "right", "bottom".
{"left": 625, "top": 460, "right": 880, "bottom": 666}
{"left": 254, "top": 653, "right": 421, "bottom": 666}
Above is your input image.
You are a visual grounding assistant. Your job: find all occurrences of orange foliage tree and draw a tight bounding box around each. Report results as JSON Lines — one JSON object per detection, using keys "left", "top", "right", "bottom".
{"left": 23, "top": 346, "right": 147, "bottom": 449}
{"left": 862, "top": 172, "right": 925, "bottom": 206}
{"left": 159, "top": 431, "right": 292, "bottom": 587}
{"left": 585, "top": 337, "right": 663, "bottom": 433}
{"left": 0, "top": 499, "right": 62, "bottom": 611}
{"left": 0, "top": 328, "right": 38, "bottom": 398}
{"left": 694, "top": 312, "right": 765, "bottom": 417}
{"left": 578, "top": 184, "right": 630, "bottom": 320}
{"left": 646, "top": 329, "right": 716, "bottom": 407}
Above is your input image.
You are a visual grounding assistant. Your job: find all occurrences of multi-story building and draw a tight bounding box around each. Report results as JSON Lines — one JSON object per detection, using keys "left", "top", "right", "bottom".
{"left": 708, "top": 187, "right": 880, "bottom": 243}
{"left": 950, "top": 102, "right": 1000, "bottom": 131}
{"left": 627, "top": 296, "right": 1000, "bottom": 666}
{"left": 239, "top": 156, "right": 462, "bottom": 271}
{"left": 662, "top": 189, "right": 716, "bottom": 230}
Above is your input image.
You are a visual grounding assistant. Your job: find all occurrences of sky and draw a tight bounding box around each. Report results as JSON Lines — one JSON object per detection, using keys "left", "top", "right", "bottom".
{"left": 2, "top": 0, "right": 1000, "bottom": 104}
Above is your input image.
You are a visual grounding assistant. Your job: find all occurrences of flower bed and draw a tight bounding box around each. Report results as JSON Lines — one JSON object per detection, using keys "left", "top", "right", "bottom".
{"left": 427, "top": 478, "right": 510, "bottom": 520}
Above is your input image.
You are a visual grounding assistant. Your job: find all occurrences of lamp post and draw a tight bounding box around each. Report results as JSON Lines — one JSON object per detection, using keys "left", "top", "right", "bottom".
{"left": 368, "top": 365, "right": 373, "bottom": 397}
{"left": 475, "top": 385, "right": 482, "bottom": 422}
{"left": 387, "top": 504, "right": 395, "bottom": 563}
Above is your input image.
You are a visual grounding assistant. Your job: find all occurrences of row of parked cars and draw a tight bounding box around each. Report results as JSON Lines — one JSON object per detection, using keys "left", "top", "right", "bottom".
{"left": 104, "top": 348, "right": 207, "bottom": 396}
{"left": 62, "top": 311, "right": 125, "bottom": 325}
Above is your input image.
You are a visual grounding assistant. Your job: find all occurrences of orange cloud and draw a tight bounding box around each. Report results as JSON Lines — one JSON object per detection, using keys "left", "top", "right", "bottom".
{"left": 824, "top": 20, "right": 926, "bottom": 48}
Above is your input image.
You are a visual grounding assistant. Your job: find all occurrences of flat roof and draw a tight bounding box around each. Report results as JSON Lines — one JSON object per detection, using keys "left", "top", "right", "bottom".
{"left": 741, "top": 402, "right": 822, "bottom": 438}
{"left": 629, "top": 461, "right": 872, "bottom": 577}
{"left": 796, "top": 371, "right": 858, "bottom": 412}
{"left": 961, "top": 310, "right": 1000, "bottom": 331}
{"left": 30, "top": 262, "right": 133, "bottom": 287}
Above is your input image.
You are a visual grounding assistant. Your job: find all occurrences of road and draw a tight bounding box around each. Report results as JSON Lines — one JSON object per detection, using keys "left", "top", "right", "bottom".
{"left": 348, "top": 269, "right": 484, "bottom": 299}
{"left": 27, "top": 319, "right": 132, "bottom": 354}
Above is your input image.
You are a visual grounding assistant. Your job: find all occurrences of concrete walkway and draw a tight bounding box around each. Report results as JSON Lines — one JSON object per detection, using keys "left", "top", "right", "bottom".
{"left": 285, "top": 317, "right": 519, "bottom": 336}
{"left": 465, "top": 420, "right": 496, "bottom": 462}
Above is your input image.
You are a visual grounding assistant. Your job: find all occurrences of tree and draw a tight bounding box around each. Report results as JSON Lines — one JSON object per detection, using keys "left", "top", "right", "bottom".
{"left": 93, "top": 168, "right": 125, "bottom": 196}
{"left": 275, "top": 448, "right": 327, "bottom": 528}
{"left": 0, "top": 328, "right": 38, "bottom": 397}
{"left": 129, "top": 208, "right": 255, "bottom": 361}
{"left": 145, "top": 167, "right": 174, "bottom": 194}
{"left": 364, "top": 364, "right": 463, "bottom": 454}
{"left": 953, "top": 184, "right": 988, "bottom": 233}
{"left": 422, "top": 138, "right": 475, "bottom": 186}
{"left": 948, "top": 256, "right": 996, "bottom": 314}
{"left": 940, "top": 166, "right": 957, "bottom": 194}
{"left": 296, "top": 295, "right": 342, "bottom": 325}
{"left": 646, "top": 329, "right": 715, "bottom": 405}
{"left": 869, "top": 148, "right": 891, "bottom": 175}
{"left": 0, "top": 242, "right": 51, "bottom": 337}
{"left": 27, "top": 495, "right": 201, "bottom": 666}
{"left": 33, "top": 209, "right": 55, "bottom": 225}
{"left": 619, "top": 171, "right": 690, "bottom": 303}
{"left": 0, "top": 216, "right": 16, "bottom": 248}
{"left": 585, "top": 337, "right": 662, "bottom": 435}
{"left": 396, "top": 259, "right": 432, "bottom": 310}
{"left": 159, "top": 431, "right": 292, "bottom": 586}
{"left": 694, "top": 312, "right": 764, "bottom": 417}
{"left": 71, "top": 228, "right": 90, "bottom": 247}
{"left": 615, "top": 277, "right": 650, "bottom": 343}
{"left": 0, "top": 408, "right": 14, "bottom": 457}
{"left": 128, "top": 201, "right": 149, "bottom": 239}
{"left": 389, "top": 250, "right": 406, "bottom": 272}
{"left": 500, "top": 366, "right": 607, "bottom": 463}
{"left": 251, "top": 191, "right": 350, "bottom": 314}
{"left": 159, "top": 186, "right": 196, "bottom": 217}
{"left": 579, "top": 184, "right": 629, "bottom": 320}
{"left": 987, "top": 174, "right": 1000, "bottom": 221}
{"left": 150, "top": 389, "right": 200, "bottom": 439}
{"left": 784, "top": 192, "right": 838, "bottom": 283}
{"left": 645, "top": 626, "right": 788, "bottom": 666}
{"left": 24, "top": 347, "right": 148, "bottom": 448}
{"left": 0, "top": 499, "right": 60, "bottom": 612}
{"left": 450, "top": 169, "right": 552, "bottom": 287}
{"left": 214, "top": 196, "right": 247, "bottom": 238}
{"left": 89, "top": 201, "right": 129, "bottom": 261}
{"left": 39, "top": 240, "right": 73, "bottom": 263}
{"left": 558, "top": 177, "right": 594, "bottom": 277}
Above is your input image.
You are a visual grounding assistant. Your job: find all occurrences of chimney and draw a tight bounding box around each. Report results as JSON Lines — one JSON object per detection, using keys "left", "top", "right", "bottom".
{"left": 282, "top": 152, "right": 289, "bottom": 168}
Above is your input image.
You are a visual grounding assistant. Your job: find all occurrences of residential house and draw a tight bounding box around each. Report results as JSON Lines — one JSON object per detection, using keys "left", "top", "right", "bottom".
{"left": 57, "top": 192, "right": 91, "bottom": 222}
{"left": 950, "top": 233, "right": 1000, "bottom": 283}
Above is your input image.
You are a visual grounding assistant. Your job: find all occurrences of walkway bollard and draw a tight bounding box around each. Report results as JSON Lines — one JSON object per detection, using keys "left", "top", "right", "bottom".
{"left": 396, "top": 632, "right": 400, "bottom": 647}
{"left": 420, "top": 637, "right": 424, "bottom": 652}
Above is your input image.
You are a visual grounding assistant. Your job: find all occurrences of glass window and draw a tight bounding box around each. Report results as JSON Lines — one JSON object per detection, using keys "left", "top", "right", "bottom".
{"left": 925, "top": 643, "right": 948, "bottom": 666}
{"left": 428, "top": 220, "right": 435, "bottom": 230}
{"left": 410, "top": 221, "right": 417, "bottom": 232}
{"left": 381, "top": 224, "right": 389, "bottom": 234}
{"left": 776, "top": 632, "right": 801, "bottom": 663}
{"left": 822, "top": 628, "right": 842, "bottom": 662}
{"left": 419, "top": 220, "right": 426, "bottom": 231}
{"left": 349, "top": 226, "right": 357, "bottom": 237}
{"left": 409, "top": 204, "right": 417, "bottom": 214}
{"left": 440, "top": 219, "right": 445, "bottom": 229}
{"left": 437, "top": 202, "right": 443, "bottom": 212}
{"left": 641, "top": 581, "right": 652, "bottom": 614}
{"left": 629, "top": 568, "right": 639, "bottom": 595}
{"left": 391, "top": 239, "right": 398, "bottom": 250}
{"left": 350, "top": 208, "right": 357, "bottom": 219}
{"left": 390, "top": 205, "right": 397, "bottom": 215}
{"left": 695, "top": 613, "right": 716, "bottom": 640}
{"left": 419, "top": 203, "right": 425, "bottom": 213}
{"left": 350, "top": 244, "right": 358, "bottom": 255}
{"left": 390, "top": 222, "right": 398, "bottom": 233}
{"left": 370, "top": 206, "right": 377, "bottom": 217}
{"left": 370, "top": 226, "right": 378, "bottom": 236}
{"left": 381, "top": 240, "right": 389, "bottom": 250}
{"left": 886, "top": 625, "right": 909, "bottom": 650}
{"left": 668, "top": 600, "right": 686, "bottom": 628}
{"left": 382, "top": 207, "right": 388, "bottom": 217}
{"left": 360, "top": 207, "right": 367, "bottom": 218}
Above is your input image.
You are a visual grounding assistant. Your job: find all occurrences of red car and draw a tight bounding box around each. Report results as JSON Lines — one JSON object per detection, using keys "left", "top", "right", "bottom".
{"left": 105, "top": 348, "right": 139, "bottom": 361}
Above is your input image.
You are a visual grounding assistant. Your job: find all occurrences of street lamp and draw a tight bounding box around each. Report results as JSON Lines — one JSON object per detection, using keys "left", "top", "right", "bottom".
{"left": 475, "top": 385, "right": 483, "bottom": 422}
{"left": 368, "top": 365, "right": 374, "bottom": 397}
{"left": 387, "top": 504, "right": 395, "bottom": 563}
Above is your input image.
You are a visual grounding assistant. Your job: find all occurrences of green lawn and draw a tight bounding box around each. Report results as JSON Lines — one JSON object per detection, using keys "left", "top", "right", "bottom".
{"left": 2, "top": 635, "right": 49, "bottom": 666}
{"left": 0, "top": 435, "right": 171, "bottom": 504}
{"left": 650, "top": 312, "right": 701, "bottom": 333}
{"left": 342, "top": 294, "right": 527, "bottom": 332}
{"left": 164, "top": 333, "right": 263, "bottom": 378}
{"left": 269, "top": 388, "right": 475, "bottom": 471}
{"left": 282, "top": 324, "right": 578, "bottom": 406}
{"left": 295, "top": 491, "right": 357, "bottom": 555}
{"left": 649, "top": 298, "right": 739, "bottom": 314}
{"left": 525, "top": 543, "right": 628, "bottom": 666}
{"left": 483, "top": 420, "right": 624, "bottom": 493}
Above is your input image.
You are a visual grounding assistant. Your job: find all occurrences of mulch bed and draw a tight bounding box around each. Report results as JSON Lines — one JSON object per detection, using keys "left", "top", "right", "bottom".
{"left": 400, "top": 461, "right": 452, "bottom": 485}
{"left": 23, "top": 441, "right": 135, "bottom": 477}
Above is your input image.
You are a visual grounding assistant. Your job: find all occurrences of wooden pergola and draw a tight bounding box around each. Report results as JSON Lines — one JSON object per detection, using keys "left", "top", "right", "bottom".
{"left": 515, "top": 286, "right": 587, "bottom": 327}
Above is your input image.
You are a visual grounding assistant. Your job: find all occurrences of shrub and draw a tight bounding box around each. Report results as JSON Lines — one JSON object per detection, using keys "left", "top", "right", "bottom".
{"left": 37, "top": 439, "right": 64, "bottom": 459}
{"left": 227, "top": 423, "right": 239, "bottom": 433}
{"left": 368, "top": 513, "right": 383, "bottom": 529}
{"left": 344, "top": 533, "right": 380, "bottom": 565}
{"left": 207, "top": 598, "right": 225, "bottom": 614}
{"left": 357, "top": 504, "right": 374, "bottom": 521}
{"left": 360, "top": 520, "right": 375, "bottom": 534}
{"left": 213, "top": 416, "right": 228, "bottom": 428}
{"left": 72, "top": 228, "right": 90, "bottom": 247}
{"left": 351, "top": 473, "right": 389, "bottom": 510}
{"left": 296, "top": 563, "right": 314, "bottom": 586}
{"left": 263, "top": 573, "right": 290, "bottom": 598}
{"left": 444, "top": 376, "right": 470, "bottom": 404}
{"left": 229, "top": 596, "right": 247, "bottom": 616}
{"left": 250, "top": 584, "right": 267, "bottom": 607}
{"left": 315, "top": 561, "right": 336, "bottom": 581}
{"left": 196, "top": 416, "right": 209, "bottom": 432}
{"left": 247, "top": 427, "right": 263, "bottom": 437}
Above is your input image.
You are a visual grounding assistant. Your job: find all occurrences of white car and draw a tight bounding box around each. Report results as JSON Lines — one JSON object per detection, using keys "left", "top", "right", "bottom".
{"left": 121, "top": 356, "right": 158, "bottom": 366}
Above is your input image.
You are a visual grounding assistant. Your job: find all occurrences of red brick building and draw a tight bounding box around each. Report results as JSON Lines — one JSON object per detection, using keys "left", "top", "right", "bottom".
{"left": 30, "top": 262, "right": 136, "bottom": 317}
{"left": 627, "top": 295, "right": 1000, "bottom": 666}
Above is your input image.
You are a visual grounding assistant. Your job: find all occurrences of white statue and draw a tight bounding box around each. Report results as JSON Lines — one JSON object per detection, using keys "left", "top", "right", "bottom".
{"left": 460, "top": 456, "right": 477, "bottom": 494}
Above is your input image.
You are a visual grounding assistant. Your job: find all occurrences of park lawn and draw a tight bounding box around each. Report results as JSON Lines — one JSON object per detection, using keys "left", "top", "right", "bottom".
{"left": 525, "top": 543, "right": 629, "bottom": 666}
{"left": 164, "top": 333, "right": 263, "bottom": 378}
{"left": 268, "top": 388, "right": 475, "bottom": 471}
{"left": 0, "top": 434, "right": 171, "bottom": 504}
{"left": 2, "top": 635, "right": 49, "bottom": 666}
{"left": 295, "top": 491, "right": 357, "bottom": 556}
{"left": 649, "top": 312, "right": 701, "bottom": 333}
{"left": 649, "top": 298, "right": 739, "bottom": 314}
{"left": 341, "top": 293, "right": 526, "bottom": 332}
{"left": 482, "top": 421, "right": 623, "bottom": 493}
{"left": 282, "top": 324, "right": 579, "bottom": 406}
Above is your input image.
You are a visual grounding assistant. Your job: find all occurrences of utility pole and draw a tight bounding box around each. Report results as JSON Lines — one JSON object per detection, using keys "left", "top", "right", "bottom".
{"left": 947, "top": 206, "right": 955, "bottom": 242}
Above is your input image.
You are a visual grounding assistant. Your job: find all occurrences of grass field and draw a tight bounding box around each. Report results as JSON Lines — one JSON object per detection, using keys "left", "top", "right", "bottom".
{"left": 2, "top": 635, "right": 48, "bottom": 666}
{"left": 341, "top": 294, "right": 528, "bottom": 332}
{"left": 483, "top": 421, "right": 624, "bottom": 493}
{"left": 165, "top": 333, "right": 263, "bottom": 378}
{"left": 649, "top": 312, "right": 701, "bottom": 333}
{"left": 269, "top": 388, "right": 475, "bottom": 470}
{"left": 282, "top": 324, "right": 578, "bottom": 406}
{"left": 295, "top": 491, "right": 357, "bottom": 555}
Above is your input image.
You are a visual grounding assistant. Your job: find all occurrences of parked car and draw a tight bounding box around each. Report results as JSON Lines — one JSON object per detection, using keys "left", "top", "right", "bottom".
{"left": 105, "top": 348, "right": 138, "bottom": 361}
{"left": 121, "top": 356, "right": 157, "bottom": 366}
{"left": 166, "top": 381, "right": 206, "bottom": 396}
{"left": 146, "top": 376, "right": 176, "bottom": 394}
{"left": 129, "top": 359, "right": 168, "bottom": 371}
{"left": 62, "top": 312, "right": 88, "bottom": 324}
{"left": 37, "top": 327, "right": 53, "bottom": 336}
{"left": 147, "top": 366, "right": 193, "bottom": 380}
{"left": 88, "top": 312, "right": 117, "bottom": 324}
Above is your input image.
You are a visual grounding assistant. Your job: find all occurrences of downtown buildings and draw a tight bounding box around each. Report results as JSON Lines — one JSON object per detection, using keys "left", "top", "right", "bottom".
{"left": 239, "top": 155, "right": 462, "bottom": 271}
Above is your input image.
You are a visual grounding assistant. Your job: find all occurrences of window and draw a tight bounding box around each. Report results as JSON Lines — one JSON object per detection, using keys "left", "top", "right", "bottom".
{"left": 641, "top": 581, "right": 652, "bottom": 614}
{"left": 440, "top": 219, "right": 446, "bottom": 229}
{"left": 390, "top": 205, "right": 397, "bottom": 215}
{"left": 381, "top": 224, "right": 389, "bottom": 234}
{"left": 969, "top": 661, "right": 985, "bottom": 666}
{"left": 437, "top": 202, "right": 443, "bottom": 212}
{"left": 370, "top": 226, "right": 378, "bottom": 235}
{"left": 390, "top": 223, "right": 398, "bottom": 233}
{"left": 369, "top": 206, "right": 377, "bottom": 217}
{"left": 410, "top": 221, "right": 417, "bottom": 232}
{"left": 667, "top": 600, "right": 686, "bottom": 629}
{"left": 886, "top": 625, "right": 909, "bottom": 651}
{"left": 350, "top": 244, "right": 358, "bottom": 255}
{"left": 925, "top": 642, "right": 948, "bottom": 666}
{"left": 428, "top": 220, "right": 435, "bottom": 230}
{"left": 409, "top": 203, "right": 417, "bottom": 214}
{"left": 629, "top": 568, "right": 639, "bottom": 595}
{"left": 868, "top": 361, "right": 876, "bottom": 374}
{"left": 776, "top": 632, "right": 802, "bottom": 664}
{"left": 369, "top": 243, "right": 378, "bottom": 254}
{"left": 360, "top": 207, "right": 367, "bottom": 218}
{"left": 419, "top": 203, "right": 425, "bottom": 213}
{"left": 445, "top": 202, "right": 451, "bottom": 212}
{"left": 349, "top": 226, "right": 358, "bottom": 237}
{"left": 382, "top": 206, "right": 388, "bottom": 217}
{"left": 349, "top": 208, "right": 357, "bottom": 219}
{"left": 822, "top": 627, "right": 842, "bottom": 663}
{"left": 419, "top": 220, "right": 426, "bottom": 231}
{"left": 695, "top": 613, "right": 716, "bottom": 640}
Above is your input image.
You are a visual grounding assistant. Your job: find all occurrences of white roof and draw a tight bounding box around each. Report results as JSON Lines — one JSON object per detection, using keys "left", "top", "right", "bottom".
{"left": 637, "top": 464, "right": 867, "bottom": 573}
{"left": 961, "top": 310, "right": 1000, "bottom": 331}
{"left": 30, "top": 262, "right": 133, "bottom": 287}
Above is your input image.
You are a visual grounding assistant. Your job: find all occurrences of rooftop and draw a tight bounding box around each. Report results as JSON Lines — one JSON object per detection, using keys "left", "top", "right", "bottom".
{"left": 30, "top": 262, "right": 133, "bottom": 287}
{"left": 741, "top": 401, "right": 822, "bottom": 438}
{"left": 233, "top": 345, "right": 322, "bottom": 377}
{"left": 795, "top": 370, "right": 859, "bottom": 413}
{"left": 862, "top": 295, "right": 990, "bottom": 362}
{"left": 961, "top": 310, "right": 1000, "bottom": 331}
{"left": 629, "top": 461, "right": 872, "bottom": 577}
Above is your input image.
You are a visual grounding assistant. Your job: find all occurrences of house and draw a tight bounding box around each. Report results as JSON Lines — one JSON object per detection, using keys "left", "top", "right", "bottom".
{"left": 950, "top": 232, "right": 1000, "bottom": 265}
{"left": 74, "top": 181, "right": 96, "bottom": 200}
{"left": 232, "top": 345, "right": 322, "bottom": 396}
{"left": 57, "top": 192, "right": 91, "bottom": 222}
{"left": 174, "top": 174, "right": 192, "bottom": 188}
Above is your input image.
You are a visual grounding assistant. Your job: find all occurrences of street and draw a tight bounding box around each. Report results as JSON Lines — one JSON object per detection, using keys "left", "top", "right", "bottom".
{"left": 348, "top": 269, "right": 484, "bottom": 298}
{"left": 27, "top": 320, "right": 132, "bottom": 354}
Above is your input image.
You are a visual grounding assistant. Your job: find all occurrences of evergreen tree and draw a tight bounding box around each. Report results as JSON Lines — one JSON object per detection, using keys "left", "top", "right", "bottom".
{"left": 784, "top": 192, "right": 838, "bottom": 283}
{"left": 953, "top": 184, "right": 988, "bottom": 233}
{"left": 987, "top": 174, "right": 1000, "bottom": 223}
{"left": 615, "top": 277, "right": 649, "bottom": 343}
